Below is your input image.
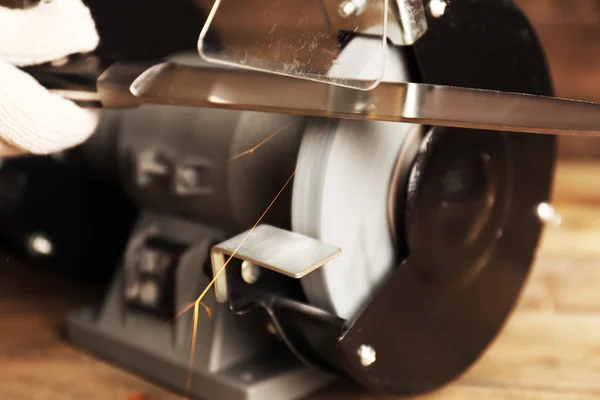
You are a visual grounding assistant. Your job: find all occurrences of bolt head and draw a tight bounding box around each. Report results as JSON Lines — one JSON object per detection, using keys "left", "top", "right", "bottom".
{"left": 536, "top": 202, "right": 562, "bottom": 227}
{"left": 429, "top": 0, "right": 447, "bottom": 18}
{"left": 338, "top": 0, "right": 367, "bottom": 17}
{"left": 27, "top": 233, "right": 54, "bottom": 257}
{"left": 339, "top": 1, "right": 358, "bottom": 17}
{"left": 241, "top": 260, "right": 262, "bottom": 284}
{"left": 357, "top": 344, "right": 376, "bottom": 367}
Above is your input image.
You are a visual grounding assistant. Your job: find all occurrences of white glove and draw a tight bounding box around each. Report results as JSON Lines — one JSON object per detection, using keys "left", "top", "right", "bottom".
{"left": 0, "top": 0, "right": 100, "bottom": 156}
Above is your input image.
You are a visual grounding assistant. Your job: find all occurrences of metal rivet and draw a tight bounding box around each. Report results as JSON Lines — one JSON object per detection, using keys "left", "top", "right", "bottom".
{"left": 241, "top": 260, "right": 262, "bottom": 284}
{"left": 429, "top": 0, "right": 447, "bottom": 18}
{"left": 357, "top": 344, "right": 376, "bottom": 367}
{"left": 338, "top": 0, "right": 367, "bottom": 17}
{"left": 536, "top": 202, "right": 562, "bottom": 227}
{"left": 27, "top": 233, "right": 54, "bottom": 257}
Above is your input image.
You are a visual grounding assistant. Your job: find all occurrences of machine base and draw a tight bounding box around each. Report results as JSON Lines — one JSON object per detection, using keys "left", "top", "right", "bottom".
{"left": 63, "top": 211, "right": 336, "bottom": 400}
{"left": 65, "top": 308, "right": 334, "bottom": 400}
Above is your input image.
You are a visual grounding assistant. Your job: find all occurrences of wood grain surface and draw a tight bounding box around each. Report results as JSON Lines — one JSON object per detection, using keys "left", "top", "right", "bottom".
{"left": 1, "top": 160, "right": 600, "bottom": 400}
{"left": 515, "top": 0, "right": 600, "bottom": 159}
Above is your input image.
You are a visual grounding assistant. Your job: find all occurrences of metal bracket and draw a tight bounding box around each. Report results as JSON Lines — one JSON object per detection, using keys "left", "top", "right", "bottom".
{"left": 194, "top": 0, "right": 428, "bottom": 47}
{"left": 210, "top": 224, "right": 341, "bottom": 303}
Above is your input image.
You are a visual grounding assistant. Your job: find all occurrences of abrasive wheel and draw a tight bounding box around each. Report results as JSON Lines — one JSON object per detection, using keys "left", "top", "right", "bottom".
{"left": 293, "top": 36, "right": 422, "bottom": 320}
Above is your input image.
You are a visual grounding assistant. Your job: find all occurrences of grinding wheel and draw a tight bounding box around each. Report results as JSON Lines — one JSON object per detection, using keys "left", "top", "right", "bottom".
{"left": 292, "top": 37, "right": 421, "bottom": 320}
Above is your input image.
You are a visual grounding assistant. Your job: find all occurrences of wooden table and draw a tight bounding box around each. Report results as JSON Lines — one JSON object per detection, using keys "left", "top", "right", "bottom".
{"left": 2, "top": 160, "right": 600, "bottom": 400}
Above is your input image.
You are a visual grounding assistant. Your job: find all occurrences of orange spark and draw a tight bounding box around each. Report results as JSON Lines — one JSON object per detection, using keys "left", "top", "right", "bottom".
{"left": 173, "top": 301, "right": 212, "bottom": 321}
{"left": 185, "top": 297, "right": 200, "bottom": 399}
{"left": 184, "top": 160, "right": 303, "bottom": 399}
{"left": 200, "top": 302, "right": 213, "bottom": 318}
{"left": 173, "top": 302, "right": 195, "bottom": 321}
{"left": 229, "top": 120, "right": 296, "bottom": 161}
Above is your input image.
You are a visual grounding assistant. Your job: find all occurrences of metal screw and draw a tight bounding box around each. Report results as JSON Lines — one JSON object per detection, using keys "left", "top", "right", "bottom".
{"left": 338, "top": 0, "right": 367, "bottom": 17}
{"left": 357, "top": 344, "right": 376, "bottom": 367}
{"left": 536, "top": 202, "right": 562, "bottom": 227}
{"left": 429, "top": 0, "right": 447, "bottom": 18}
{"left": 27, "top": 233, "right": 54, "bottom": 257}
{"left": 241, "top": 260, "right": 262, "bottom": 284}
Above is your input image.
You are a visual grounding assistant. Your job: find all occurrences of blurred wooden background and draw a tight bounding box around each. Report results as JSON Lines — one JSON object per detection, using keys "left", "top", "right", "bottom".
{"left": 516, "top": 0, "right": 600, "bottom": 158}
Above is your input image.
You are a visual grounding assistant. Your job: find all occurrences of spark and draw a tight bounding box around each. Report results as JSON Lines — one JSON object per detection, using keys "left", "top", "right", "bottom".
{"left": 184, "top": 160, "right": 303, "bottom": 398}
{"left": 185, "top": 298, "right": 200, "bottom": 400}
{"left": 173, "top": 301, "right": 212, "bottom": 322}
{"left": 173, "top": 302, "right": 195, "bottom": 320}
{"left": 228, "top": 120, "right": 296, "bottom": 161}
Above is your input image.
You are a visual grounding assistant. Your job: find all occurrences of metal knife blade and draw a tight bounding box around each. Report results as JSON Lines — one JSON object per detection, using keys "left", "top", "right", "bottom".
{"left": 125, "top": 62, "right": 600, "bottom": 137}
{"left": 46, "top": 60, "right": 600, "bottom": 138}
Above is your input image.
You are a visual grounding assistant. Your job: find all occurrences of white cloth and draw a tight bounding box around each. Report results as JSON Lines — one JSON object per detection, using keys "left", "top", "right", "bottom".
{"left": 0, "top": 0, "right": 100, "bottom": 155}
